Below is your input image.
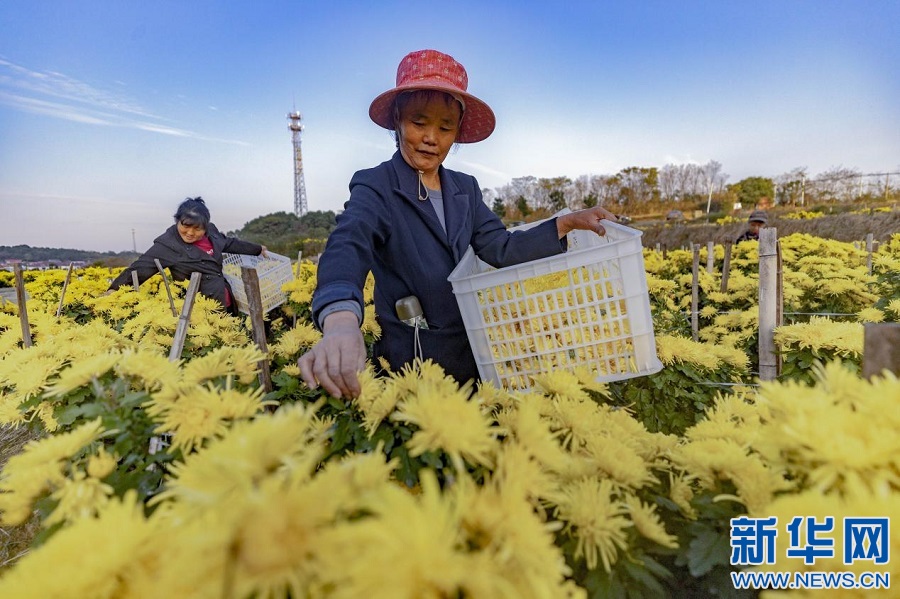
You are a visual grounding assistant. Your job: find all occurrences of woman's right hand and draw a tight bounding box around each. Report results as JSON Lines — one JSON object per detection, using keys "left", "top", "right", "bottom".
{"left": 297, "top": 311, "right": 366, "bottom": 398}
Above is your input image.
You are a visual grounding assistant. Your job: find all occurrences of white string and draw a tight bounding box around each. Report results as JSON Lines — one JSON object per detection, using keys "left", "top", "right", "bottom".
{"left": 413, "top": 319, "right": 424, "bottom": 362}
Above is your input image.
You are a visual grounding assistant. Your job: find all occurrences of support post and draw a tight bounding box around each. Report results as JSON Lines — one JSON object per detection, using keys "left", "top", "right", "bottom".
{"left": 56, "top": 263, "right": 75, "bottom": 318}
{"left": 169, "top": 272, "right": 202, "bottom": 362}
{"left": 720, "top": 242, "right": 732, "bottom": 293}
{"left": 706, "top": 241, "right": 715, "bottom": 274}
{"left": 691, "top": 244, "right": 700, "bottom": 342}
{"left": 758, "top": 228, "right": 779, "bottom": 381}
{"left": 866, "top": 233, "right": 874, "bottom": 276}
{"left": 862, "top": 323, "right": 900, "bottom": 379}
{"left": 13, "top": 263, "right": 32, "bottom": 348}
{"left": 131, "top": 270, "right": 140, "bottom": 292}
{"left": 154, "top": 259, "right": 177, "bottom": 317}
{"left": 241, "top": 266, "right": 273, "bottom": 392}
{"left": 776, "top": 240, "right": 784, "bottom": 375}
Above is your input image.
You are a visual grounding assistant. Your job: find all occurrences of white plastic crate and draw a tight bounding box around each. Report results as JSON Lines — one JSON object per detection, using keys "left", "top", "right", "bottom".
{"left": 448, "top": 218, "right": 662, "bottom": 390}
{"left": 222, "top": 252, "right": 293, "bottom": 315}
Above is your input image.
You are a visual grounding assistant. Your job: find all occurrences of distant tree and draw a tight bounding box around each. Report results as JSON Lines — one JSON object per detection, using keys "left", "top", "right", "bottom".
{"left": 548, "top": 189, "right": 567, "bottom": 212}
{"left": 515, "top": 196, "right": 532, "bottom": 219}
{"left": 509, "top": 176, "right": 539, "bottom": 210}
{"left": 491, "top": 197, "right": 506, "bottom": 218}
{"left": 582, "top": 193, "right": 598, "bottom": 208}
{"left": 616, "top": 167, "right": 659, "bottom": 208}
{"left": 729, "top": 177, "right": 774, "bottom": 208}
{"left": 814, "top": 166, "right": 862, "bottom": 203}
{"left": 701, "top": 160, "right": 728, "bottom": 213}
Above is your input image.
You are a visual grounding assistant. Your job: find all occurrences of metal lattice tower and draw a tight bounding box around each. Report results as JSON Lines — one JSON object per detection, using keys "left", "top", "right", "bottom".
{"left": 288, "top": 111, "right": 308, "bottom": 217}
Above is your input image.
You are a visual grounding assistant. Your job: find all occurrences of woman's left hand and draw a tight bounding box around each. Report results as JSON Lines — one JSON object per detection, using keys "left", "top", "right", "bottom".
{"left": 556, "top": 206, "right": 618, "bottom": 238}
{"left": 260, "top": 245, "right": 269, "bottom": 258}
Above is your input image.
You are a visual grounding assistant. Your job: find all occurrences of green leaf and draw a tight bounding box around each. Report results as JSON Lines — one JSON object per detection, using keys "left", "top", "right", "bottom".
{"left": 685, "top": 527, "right": 730, "bottom": 577}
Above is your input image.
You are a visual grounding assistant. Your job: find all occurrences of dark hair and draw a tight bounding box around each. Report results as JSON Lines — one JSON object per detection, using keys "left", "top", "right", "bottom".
{"left": 391, "top": 90, "right": 464, "bottom": 149}
{"left": 174, "top": 196, "right": 210, "bottom": 229}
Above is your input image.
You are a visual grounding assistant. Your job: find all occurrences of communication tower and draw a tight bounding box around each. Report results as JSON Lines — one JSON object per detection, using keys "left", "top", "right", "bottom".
{"left": 288, "top": 110, "right": 308, "bottom": 217}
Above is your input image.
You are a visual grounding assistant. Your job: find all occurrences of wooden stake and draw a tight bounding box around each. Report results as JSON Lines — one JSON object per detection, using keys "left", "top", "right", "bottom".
{"left": 295, "top": 251, "right": 303, "bottom": 278}
{"left": 862, "top": 323, "right": 900, "bottom": 379}
{"left": 241, "top": 266, "right": 273, "bottom": 392}
{"left": 131, "top": 270, "right": 140, "bottom": 291}
{"left": 776, "top": 240, "right": 784, "bottom": 376}
{"left": 691, "top": 244, "right": 700, "bottom": 342}
{"left": 758, "top": 228, "right": 779, "bottom": 381}
{"left": 168, "top": 272, "right": 202, "bottom": 362}
{"left": 866, "top": 233, "right": 874, "bottom": 276}
{"left": 154, "top": 259, "right": 177, "bottom": 317}
{"left": 720, "top": 242, "right": 732, "bottom": 293}
{"left": 13, "top": 263, "right": 32, "bottom": 348}
{"left": 55, "top": 262, "right": 75, "bottom": 318}
{"left": 706, "top": 241, "right": 715, "bottom": 273}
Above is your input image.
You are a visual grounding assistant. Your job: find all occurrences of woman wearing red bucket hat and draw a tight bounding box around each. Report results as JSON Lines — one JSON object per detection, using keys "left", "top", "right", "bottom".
{"left": 298, "top": 49, "right": 617, "bottom": 398}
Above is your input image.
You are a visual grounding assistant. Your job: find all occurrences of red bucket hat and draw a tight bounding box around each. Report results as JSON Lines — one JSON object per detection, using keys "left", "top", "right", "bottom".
{"left": 368, "top": 49, "right": 496, "bottom": 143}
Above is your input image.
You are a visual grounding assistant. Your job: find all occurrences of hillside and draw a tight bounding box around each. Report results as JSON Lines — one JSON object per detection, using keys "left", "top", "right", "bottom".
{"left": 0, "top": 245, "right": 138, "bottom": 265}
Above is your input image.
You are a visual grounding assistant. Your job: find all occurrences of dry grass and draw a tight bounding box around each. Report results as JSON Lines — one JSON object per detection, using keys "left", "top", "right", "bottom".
{"left": 0, "top": 425, "right": 42, "bottom": 572}
{"left": 638, "top": 211, "right": 899, "bottom": 249}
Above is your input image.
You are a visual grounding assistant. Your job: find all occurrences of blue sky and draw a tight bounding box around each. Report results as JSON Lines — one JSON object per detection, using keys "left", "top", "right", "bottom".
{"left": 1, "top": 0, "right": 898, "bottom": 252}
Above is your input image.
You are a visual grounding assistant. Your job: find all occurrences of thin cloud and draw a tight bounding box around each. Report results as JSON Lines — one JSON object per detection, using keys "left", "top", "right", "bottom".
{"left": 0, "top": 58, "right": 248, "bottom": 145}
{"left": 0, "top": 190, "right": 152, "bottom": 209}
{"left": 457, "top": 160, "right": 510, "bottom": 180}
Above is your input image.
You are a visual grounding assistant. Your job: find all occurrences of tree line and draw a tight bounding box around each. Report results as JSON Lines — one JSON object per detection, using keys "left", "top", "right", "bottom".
{"left": 484, "top": 163, "right": 900, "bottom": 220}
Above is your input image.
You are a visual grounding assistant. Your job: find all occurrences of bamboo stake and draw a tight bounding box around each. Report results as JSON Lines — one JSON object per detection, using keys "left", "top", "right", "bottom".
{"left": 154, "top": 259, "right": 177, "bottom": 317}
{"left": 55, "top": 262, "right": 75, "bottom": 318}
{"left": 13, "top": 263, "right": 32, "bottom": 348}
{"left": 131, "top": 270, "right": 140, "bottom": 291}
{"left": 866, "top": 233, "right": 874, "bottom": 276}
{"left": 241, "top": 266, "right": 273, "bottom": 392}
{"left": 776, "top": 240, "right": 784, "bottom": 376}
{"left": 720, "top": 242, "right": 732, "bottom": 293}
{"left": 168, "top": 272, "right": 202, "bottom": 362}
{"left": 295, "top": 251, "right": 303, "bottom": 278}
{"left": 862, "top": 323, "right": 900, "bottom": 379}
{"left": 706, "top": 241, "right": 715, "bottom": 273}
{"left": 758, "top": 228, "right": 779, "bottom": 381}
{"left": 691, "top": 244, "right": 700, "bottom": 342}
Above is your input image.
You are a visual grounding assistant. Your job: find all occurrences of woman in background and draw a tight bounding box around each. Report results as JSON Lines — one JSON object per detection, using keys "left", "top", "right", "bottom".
{"left": 108, "top": 197, "right": 267, "bottom": 313}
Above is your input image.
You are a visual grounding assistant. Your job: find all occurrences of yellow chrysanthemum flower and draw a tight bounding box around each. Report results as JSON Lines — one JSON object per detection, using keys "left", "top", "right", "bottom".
{"left": 44, "top": 353, "right": 120, "bottom": 397}
{"left": 86, "top": 447, "right": 118, "bottom": 479}
{"left": 391, "top": 363, "right": 497, "bottom": 472}
{"left": 555, "top": 478, "right": 631, "bottom": 571}
{"left": 0, "top": 418, "right": 105, "bottom": 525}
{"left": 624, "top": 494, "right": 678, "bottom": 548}
{"left": 856, "top": 306, "right": 884, "bottom": 323}
{"left": 270, "top": 322, "right": 321, "bottom": 359}
{"left": 0, "top": 491, "right": 157, "bottom": 598}
{"left": 45, "top": 471, "right": 114, "bottom": 526}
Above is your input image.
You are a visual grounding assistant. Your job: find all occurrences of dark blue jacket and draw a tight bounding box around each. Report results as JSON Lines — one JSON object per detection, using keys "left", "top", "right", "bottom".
{"left": 312, "top": 151, "right": 566, "bottom": 384}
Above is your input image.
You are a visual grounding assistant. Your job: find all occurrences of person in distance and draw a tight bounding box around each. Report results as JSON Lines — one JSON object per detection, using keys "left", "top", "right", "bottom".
{"left": 735, "top": 210, "right": 768, "bottom": 243}
{"left": 108, "top": 197, "right": 267, "bottom": 314}
{"left": 297, "top": 49, "right": 617, "bottom": 399}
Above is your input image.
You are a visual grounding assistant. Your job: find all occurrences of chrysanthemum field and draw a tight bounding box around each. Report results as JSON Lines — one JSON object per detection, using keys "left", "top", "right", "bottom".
{"left": 0, "top": 231, "right": 898, "bottom": 598}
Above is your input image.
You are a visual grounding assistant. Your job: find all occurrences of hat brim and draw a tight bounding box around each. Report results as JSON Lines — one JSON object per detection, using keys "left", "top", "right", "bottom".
{"left": 369, "top": 82, "right": 495, "bottom": 144}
